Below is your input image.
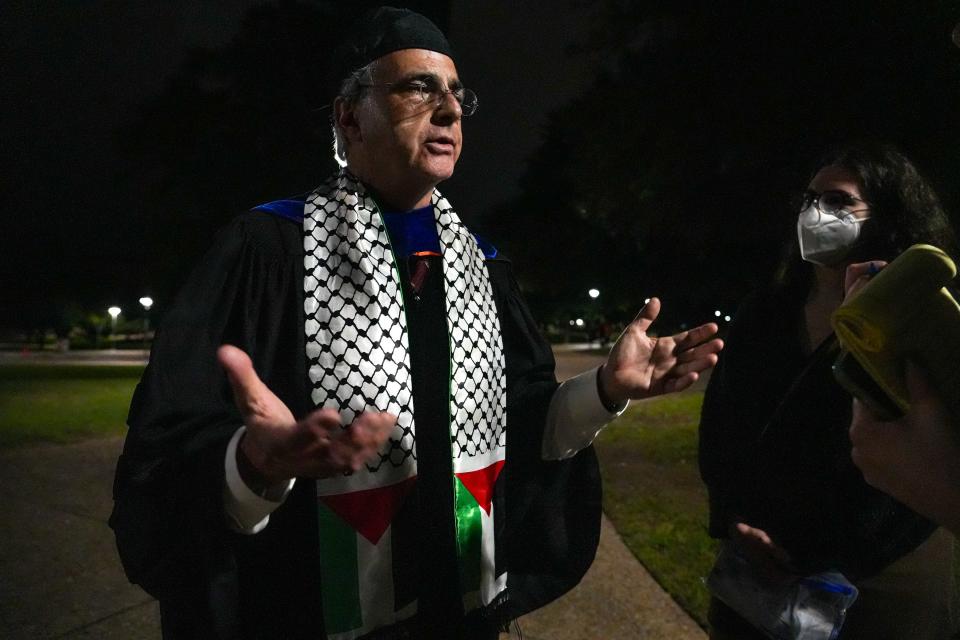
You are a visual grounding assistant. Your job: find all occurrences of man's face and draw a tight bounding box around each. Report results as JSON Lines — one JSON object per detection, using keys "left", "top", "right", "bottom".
{"left": 342, "top": 49, "right": 463, "bottom": 207}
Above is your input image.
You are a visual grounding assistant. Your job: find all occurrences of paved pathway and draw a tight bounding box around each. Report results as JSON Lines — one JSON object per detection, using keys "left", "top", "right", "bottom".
{"left": 0, "top": 348, "right": 705, "bottom": 639}
{"left": 516, "top": 515, "right": 706, "bottom": 639}
{"left": 0, "top": 438, "right": 160, "bottom": 639}
{"left": 0, "top": 349, "right": 150, "bottom": 367}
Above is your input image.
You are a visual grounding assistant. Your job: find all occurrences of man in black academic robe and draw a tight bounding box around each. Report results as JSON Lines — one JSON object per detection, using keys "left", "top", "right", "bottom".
{"left": 110, "top": 7, "right": 722, "bottom": 639}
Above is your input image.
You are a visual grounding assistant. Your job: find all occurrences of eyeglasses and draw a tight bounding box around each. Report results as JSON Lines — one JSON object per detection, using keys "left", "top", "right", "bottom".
{"left": 359, "top": 77, "right": 478, "bottom": 116}
{"left": 799, "top": 189, "right": 870, "bottom": 220}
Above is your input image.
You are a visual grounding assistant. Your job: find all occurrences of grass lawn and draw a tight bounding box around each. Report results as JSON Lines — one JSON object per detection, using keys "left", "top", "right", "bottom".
{"left": 596, "top": 390, "right": 960, "bottom": 631}
{"left": 0, "top": 365, "right": 143, "bottom": 448}
{"left": 3, "top": 361, "right": 954, "bottom": 627}
{"left": 594, "top": 390, "right": 716, "bottom": 627}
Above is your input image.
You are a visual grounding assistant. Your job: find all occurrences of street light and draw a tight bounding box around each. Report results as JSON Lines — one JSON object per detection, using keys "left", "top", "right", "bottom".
{"left": 139, "top": 297, "right": 154, "bottom": 352}
{"left": 588, "top": 288, "right": 600, "bottom": 299}
{"left": 108, "top": 306, "right": 121, "bottom": 350}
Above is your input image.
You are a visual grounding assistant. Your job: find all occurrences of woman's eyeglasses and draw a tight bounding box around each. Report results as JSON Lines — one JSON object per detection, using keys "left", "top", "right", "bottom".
{"left": 799, "top": 189, "right": 870, "bottom": 216}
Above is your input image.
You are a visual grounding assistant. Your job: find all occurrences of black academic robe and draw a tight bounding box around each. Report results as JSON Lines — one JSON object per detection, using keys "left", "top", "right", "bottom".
{"left": 110, "top": 211, "right": 601, "bottom": 639}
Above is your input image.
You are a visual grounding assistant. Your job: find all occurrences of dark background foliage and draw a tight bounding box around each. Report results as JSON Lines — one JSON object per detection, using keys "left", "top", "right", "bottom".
{"left": 489, "top": 0, "right": 960, "bottom": 329}
{"left": 4, "top": 0, "right": 960, "bottom": 335}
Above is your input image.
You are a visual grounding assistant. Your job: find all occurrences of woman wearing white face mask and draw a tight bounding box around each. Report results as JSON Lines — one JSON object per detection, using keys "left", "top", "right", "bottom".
{"left": 698, "top": 142, "right": 959, "bottom": 639}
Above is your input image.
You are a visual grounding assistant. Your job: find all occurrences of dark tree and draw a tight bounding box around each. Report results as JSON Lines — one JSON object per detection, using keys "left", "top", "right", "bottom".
{"left": 493, "top": 0, "right": 960, "bottom": 329}
{"left": 116, "top": 1, "right": 451, "bottom": 309}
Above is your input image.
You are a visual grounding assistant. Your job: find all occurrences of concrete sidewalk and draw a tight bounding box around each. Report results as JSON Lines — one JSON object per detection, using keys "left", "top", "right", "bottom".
{"left": 0, "top": 347, "right": 705, "bottom": 638}
{"left": 0, "top": 438, "right": 160, "bottom": 639}
{"left": 0, "top": 437, "right": 703, "bottom": 639}
{"left": 516, "top": 517, "right": 706, "bottom": 639}
{"left": 0, "top": 349, "right": 150, "bottom": 367}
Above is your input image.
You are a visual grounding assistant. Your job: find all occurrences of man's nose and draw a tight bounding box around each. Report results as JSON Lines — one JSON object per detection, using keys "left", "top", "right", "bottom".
{"left": 432, "top": 91, "right": 462, "bottom": 123}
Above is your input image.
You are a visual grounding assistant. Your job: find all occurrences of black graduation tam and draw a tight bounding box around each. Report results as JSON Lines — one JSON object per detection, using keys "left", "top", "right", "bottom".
{"left": 335, "top": 6, "right": 454, "bottom": 80}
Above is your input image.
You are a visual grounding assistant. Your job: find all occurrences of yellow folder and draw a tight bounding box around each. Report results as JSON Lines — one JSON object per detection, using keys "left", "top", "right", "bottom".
{"left": 831, "top": 244, "right": 960, "bottom": 420}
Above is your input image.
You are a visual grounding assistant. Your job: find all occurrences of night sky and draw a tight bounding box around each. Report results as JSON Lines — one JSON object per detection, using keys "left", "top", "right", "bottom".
{"left": 3, "top": 2, "right": 267, "bottom": 329}
{"left": 4, "top": 2, "right": 960, "bottom": 334}
{"left": 1, "top": 1, "right": 594, "bottom": 332}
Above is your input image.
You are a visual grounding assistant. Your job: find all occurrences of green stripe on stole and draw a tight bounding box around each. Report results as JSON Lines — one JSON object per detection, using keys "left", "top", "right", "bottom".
{"left": 318, "top": 503, "right": 362, "bottom": 633}
{"left": 454, "top": 476, "right": 483, "bottom": 598}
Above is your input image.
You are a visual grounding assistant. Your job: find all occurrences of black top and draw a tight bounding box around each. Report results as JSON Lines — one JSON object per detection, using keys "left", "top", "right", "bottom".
{"left": 698, "top": 289, "right": 935, "bottom": 579}
{"left": 110, "top": 212, "right": 601, "bottom": 639}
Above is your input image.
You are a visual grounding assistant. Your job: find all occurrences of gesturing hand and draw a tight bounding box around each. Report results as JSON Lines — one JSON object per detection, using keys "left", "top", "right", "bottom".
{"left": 599, "top": 298, "right": 723, "bottom": 404}
{"left": 217, "top": 345, "right": 396, "bottom": 486}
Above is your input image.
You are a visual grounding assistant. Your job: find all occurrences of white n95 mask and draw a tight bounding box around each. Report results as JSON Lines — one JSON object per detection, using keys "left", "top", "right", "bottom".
{"left": 797, "top": 205, "right": 868, "bottom": 266}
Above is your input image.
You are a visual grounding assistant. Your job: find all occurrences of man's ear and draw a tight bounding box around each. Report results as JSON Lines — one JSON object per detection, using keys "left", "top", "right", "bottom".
{"left": 334, "top": 97, "right": 362, "bottom": 144}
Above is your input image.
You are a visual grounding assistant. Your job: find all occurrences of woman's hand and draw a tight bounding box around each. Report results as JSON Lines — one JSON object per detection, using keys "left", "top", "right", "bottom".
{"left": 842, "top": 260, "right": 888, "bottom": 301}
{"left": 729, "top": 522, "right": 795, "bottom": 584}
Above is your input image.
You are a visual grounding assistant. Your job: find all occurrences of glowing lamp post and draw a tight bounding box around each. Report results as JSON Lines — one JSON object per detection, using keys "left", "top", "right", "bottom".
{"left": 588, "top": 288, "right": 600, "bottom": 299}
{"left": 139, "top": 297, "right": 154, "bottom": 351}
{"left": 108, "top": 306, "right": 121, "bottom": 350}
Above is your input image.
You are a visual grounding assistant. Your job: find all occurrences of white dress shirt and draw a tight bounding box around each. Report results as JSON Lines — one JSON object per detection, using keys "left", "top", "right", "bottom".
{"left": 224, "top": 365, "right": 627, "bottom": 534}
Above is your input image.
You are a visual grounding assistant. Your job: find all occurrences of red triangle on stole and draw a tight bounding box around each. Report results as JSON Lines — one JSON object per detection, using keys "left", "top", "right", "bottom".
{"left": 318, "top": 475, "right": 417, "bottom": 545}
{"left": 454, "top": 460, "right": 505, "bottom": 515}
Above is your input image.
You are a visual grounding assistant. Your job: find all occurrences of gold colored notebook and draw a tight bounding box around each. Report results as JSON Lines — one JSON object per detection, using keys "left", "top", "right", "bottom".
{"left": 831, "top": 244, "right": 960, "bottom": 419}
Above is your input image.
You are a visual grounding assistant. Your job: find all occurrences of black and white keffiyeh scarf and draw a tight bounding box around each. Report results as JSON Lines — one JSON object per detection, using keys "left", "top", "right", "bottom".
{"left": 302, "top": 170, "right": 507, "bottom": 638}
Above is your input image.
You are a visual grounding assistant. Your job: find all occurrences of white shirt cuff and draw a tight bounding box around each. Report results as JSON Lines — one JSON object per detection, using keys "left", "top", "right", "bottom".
{"left": 223, "top": 426, "right": 296, "bottom": 534}
{"left": 541, "top": 366, "right": 629, "bottom": 460}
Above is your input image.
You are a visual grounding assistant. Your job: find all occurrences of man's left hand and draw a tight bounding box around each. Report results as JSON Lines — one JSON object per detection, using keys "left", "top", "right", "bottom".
{"left": 599, "top": 297, "right": 723, "bottom": 404}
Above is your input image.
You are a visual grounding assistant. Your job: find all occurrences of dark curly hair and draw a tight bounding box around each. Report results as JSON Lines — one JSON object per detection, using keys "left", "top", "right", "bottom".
{"left": 777, "top": 141, "right": 958, "bottom": 300}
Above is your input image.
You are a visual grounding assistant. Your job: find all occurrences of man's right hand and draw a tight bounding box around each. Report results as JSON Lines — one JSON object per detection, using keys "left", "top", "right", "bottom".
{"left": 217, "top": 345, "right": 396, "bottom": 487}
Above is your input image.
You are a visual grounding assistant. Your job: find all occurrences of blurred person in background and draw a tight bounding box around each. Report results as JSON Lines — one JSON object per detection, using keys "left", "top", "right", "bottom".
{"left": 698, "top": 141, "right": 959, "bottom": 639}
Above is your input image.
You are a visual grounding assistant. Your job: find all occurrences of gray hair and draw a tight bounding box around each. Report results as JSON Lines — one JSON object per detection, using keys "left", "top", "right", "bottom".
{"left": 332, "top": 62, "right": 376, "bottom": 167}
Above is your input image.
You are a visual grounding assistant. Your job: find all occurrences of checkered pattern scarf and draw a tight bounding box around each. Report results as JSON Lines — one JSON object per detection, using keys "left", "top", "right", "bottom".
{"left": 302, "top": 170, "right": 507, "bottom": 639}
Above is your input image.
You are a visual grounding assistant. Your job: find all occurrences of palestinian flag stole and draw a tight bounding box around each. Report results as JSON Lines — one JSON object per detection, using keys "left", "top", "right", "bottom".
{"left": 303, "top": 172, "right": 507, "bottom": 638}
